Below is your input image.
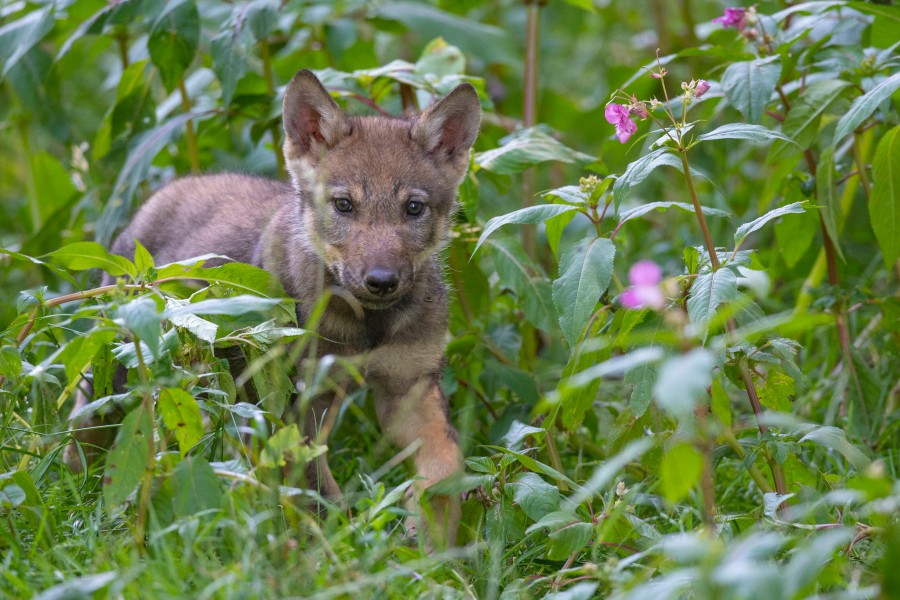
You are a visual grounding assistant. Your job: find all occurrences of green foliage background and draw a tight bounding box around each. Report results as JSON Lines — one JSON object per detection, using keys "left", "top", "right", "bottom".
{"left": 0, "top": 0, "right": 899, "bottom": 598}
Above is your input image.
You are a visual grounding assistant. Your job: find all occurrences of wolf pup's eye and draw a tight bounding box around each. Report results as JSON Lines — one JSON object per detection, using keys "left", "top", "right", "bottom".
{"left": 333, "top": 197, "right": 353, "bottom": 213}
{"left": 406, "top": 200, "right": 425, "bottom": 216}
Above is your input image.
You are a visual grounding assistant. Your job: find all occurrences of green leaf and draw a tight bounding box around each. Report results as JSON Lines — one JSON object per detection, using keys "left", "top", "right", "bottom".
{"left": 618, "top": 200, "right": 730, "bottom": 226}
{"left": 526, "top": 511, "right": 593, "bottom": 560}
{"left": 544, "top": 583, "right": 599, "bottom": 600}
{"left": 818, "top": 146, "right": 844, "bottom": 260}
{"left": 870, "top": 125, "right": 900, "bottom": 265}
{"left": 104, "top": 406, "right": 152, "bottom": 508}
{"left": 721, "top": 56, "right": 782, "bottom": 124}
{"left": 147, "top": 0, "right": 200, "bottom": 91}
{"left": 488, "top": 237, "right": 556, "bottom": 331}
{"left": 172, "top": 457, "right": 223, "bottom": 518}
{"left": 163, "top": 295, "right": 283, "bottom": 319}
{"left": 157, "top": 261, "right": 286, "bottom": 298}
{"left": 376, "top": 2, "right": 516, "bottom": 65}
{"left": 546, "top": 210, "right": 578, "bottom": 258}
{"left": 696, "top": 123, "right": 796, "bottom": 144}
{"left": 158, "top": 388, "right": 204, "bottom": 456}
{"left": 473, "top": 204, "right": 580, "bottom": 254}
{"left": 711, "top": 378, "right": 732, "bottom": 428}
{"left": 474, "top": 127, "right": 594, "bottom": 175}
{"left": 211, "top": 26, "right": 251, "bottom": 107}
{"left": 686, "top": 268, "right": 738, "bottom": 328}
{"left": 660, "top": 442, "right": 703, "bottom": 503}
{"left": 733, "top": 201, "right": 806, "bottom": 251}
{"left": 508, "top": 472, "right": 560, "bottom": 522}
{"left": 832, "top": 73, "right": 900, "bottom": 145}
{"left": 799, "top": 426, "right": 871, "bottom": 471}
{"left": 612, "top": 148, "right": 681, "bottom": 208}
{"left": 116, "top": 296, "right": 162, "bottom": 359}
{"left": 0, "top": 346, "right": 23, "bottom": 378}
{"left": 45, "top": 242, "right": 136, "bottom": 277}
{"left": 32, "top": 573, "right": 118, "bottom": 600}
{"left": 758, "top": 370, "right": 795, "bottom": 412}
{"left": 0, "top": 7, "right": 55, "bottom": 77}
{"left": 552, "top": 237, "right": 615, "bottom": 346}
{"left": 770, "top": 79, "right": 850, "bottom": 160}
{"left": 625, "top": 364, "right": 655, "bottom": 417}
{"left": 565, "top": 439, "right": 652, "bottom": 508}
{"left": 653, "top": 349, "right": 715, "bottom": 417}
{"left": 775, "top": 199, "right": 818, "bottom": 268}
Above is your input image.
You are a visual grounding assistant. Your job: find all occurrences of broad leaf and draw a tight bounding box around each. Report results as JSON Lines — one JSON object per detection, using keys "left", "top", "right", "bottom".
{"left": 734, "top": 201, "right": 806, "bottom": 251}
{"left": 626, "top": 364, "right": 656, "bottom": 417}
{"left": 158, "top": 388, "right": 204, "bottom": 456}
{"left": 832, "top": 72, "right": 900, "bottom": 145}
{"left": 508, "top": 472, "right": 560, "bottom": 522}
{"left": 116, "top": 296, "right": 162, "bottom": 359}
{"left": 660, "top": 443, "right": 703, "bottom": 503}
{"left": 474, "top": 127, "right": 594, "bottom": 175}
{"left": 0, "top": 7, "right": 55, "bottom": 77}
{"left": 163, "top": 295, "right": 283, "bottom": 319}
{"left": 618, "top": 201, "right": 730, "bottom": 226}
{"left": 172, "top": 457, "right": 223, "bottom": 518}
{"left": 474, "top": 204, "right": 580, "bottom": 254}
{"left": 104, "top": 406, "right": 152, "bottom": 508}
{"left": 552, "top": 237, "right": 615, "bottom": 346}
{"left": 687, "top": 268, "right": 738, "bottom": 328}
{"left": 147, "top": 0, "right": 200, "bottom": 91}
{"left": 818, "top": 146, "right": 844, "bottom": 260}
{"left": 770, "top": 79, "right": 850, "bottom": 160}
{"left": 799, "top": 426, "right": 871, "bottom": 471}
{"left": 612, "top": 148, "right": 681, "bottom": 208}
{"left": 45, "top": 242, "right": 136, "bottom": 277}
{"left": 696, "top": 123, "right": 796, "bottom": 144}
{"left": 870, "top": 125, "right": 900, "bottom": 265}
{"left": 721, "top": 56, "right": 782, "bottom": 124}
{"left": 488, "top": 237, "right": 556, "bottom": 331}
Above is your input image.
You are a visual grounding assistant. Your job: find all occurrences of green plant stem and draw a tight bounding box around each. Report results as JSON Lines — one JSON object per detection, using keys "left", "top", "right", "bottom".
{"left": 132, "top": 338, "right": 156, "bottom": 548}
{"left": 852, "top": 135, "right": 872, "bottom": 199}
{"left": 679, "top": 148, "right": 789, "bottom": 502}
{"left": 178, "top": 79, "right": 201, "bottom": 173}
{"left": 720, "top": 427, "right": 774, "bottom": 494}
{"left": 261, "top": 38, "right": 286, "bottom": 179}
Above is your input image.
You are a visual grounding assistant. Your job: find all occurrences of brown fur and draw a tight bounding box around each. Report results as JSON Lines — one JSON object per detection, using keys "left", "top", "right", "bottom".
{"left": 71, "top": 70, "right": 481, "bottom": 548}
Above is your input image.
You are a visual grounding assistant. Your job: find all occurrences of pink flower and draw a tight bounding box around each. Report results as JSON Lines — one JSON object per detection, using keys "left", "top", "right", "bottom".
{"left": 712, "top": 7, "right": 746, "bottom": 29}
{"left": 605, "top": 103, "right": 638, "bottom": 144}
{"left": 620, "top": 260, "right": 665, "bottom": 310}
{"left": 630, "top": 96, "right": 649, "bottom": 119}
{"left": 695, "top": 80, "right": 710, "bottom": 98}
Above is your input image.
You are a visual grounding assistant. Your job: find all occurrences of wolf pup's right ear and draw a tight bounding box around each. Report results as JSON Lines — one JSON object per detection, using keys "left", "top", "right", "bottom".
{"left": 283, "top": 69, "right": 352, "bottom": 164}
{"left": 411, "top": 83, "right": 482, "bottom": 176}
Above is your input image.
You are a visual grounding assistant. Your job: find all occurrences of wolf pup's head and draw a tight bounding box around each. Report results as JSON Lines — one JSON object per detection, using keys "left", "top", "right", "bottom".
{"left": 282, "top": 69, "right": 481, "bottom": 310}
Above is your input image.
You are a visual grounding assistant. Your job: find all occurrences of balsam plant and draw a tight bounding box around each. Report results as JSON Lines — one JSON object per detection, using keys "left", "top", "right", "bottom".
{"left": 0, "top": 1, "right": 898, "bottom": 598}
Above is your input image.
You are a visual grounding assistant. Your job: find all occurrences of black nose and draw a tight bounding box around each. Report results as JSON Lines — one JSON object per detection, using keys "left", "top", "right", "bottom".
{"left": 364, "top": 268, "right": 399, "bottom": 296}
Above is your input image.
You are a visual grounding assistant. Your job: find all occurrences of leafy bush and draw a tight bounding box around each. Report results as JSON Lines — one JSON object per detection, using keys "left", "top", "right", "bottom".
{"left": 1, "top": 1, "right": 898, "bottom": 598}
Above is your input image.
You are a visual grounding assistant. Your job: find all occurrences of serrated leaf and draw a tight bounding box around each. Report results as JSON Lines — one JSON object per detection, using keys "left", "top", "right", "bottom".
{"left": 147, "top": 0, "right": 200, "bottom": 91}
{"left": 45, "top": 242, "right": 136, "bottom": 277}
{"left": 612, "top": 148, "right": 681, "bottom": 208}
{"left": 711, "top": 378, "right": 732, "bottom": 428}
{"left": 158, "top": 388, "right": 204, "bottom": 456}
{"left": 696, "top": 123, "right": 796, "bottom": 144}
{"left": 172, "top": 457, "right": 223, "bottom": 518}
{"left": 164, "top": 298, "right": 218, "bottom": 343}
{"left": 474, "top": 204, "right": 580, "bottom": 254}
{"left": 734, "top": 201, "right": 806, "bottom": 250}
{"left": 870, "top": 125, "right": 900, "bottom": 265}
{"left": 653, "top": 349, "right": 715, "bottom": 417}
{"left": 758, "top": 370, "right": 795, "bottom": 412}
{"left": 211, "top": 27, "right": 250, "bottom": 107}
{"left": 474, "top": 127, "right": 594, "bottom": 175}
{"left": 163, "top": 295, "right": 282, "bottom": 319}
{"left": 509, "top": 472, "right": 560, "bottom": 522}
{"left": 833, "top": 73, "right": 900, "bottom": 145}
{"left": 721, "top": 56, "right": 782, "bottom": 124}
{"left": 104, "top": 407, "right": 151, "bottom": 508}
{"left": 687, "top": 268, "right": 738, "bottom": 328}
{"left": 660, "top": 443, "right": 703, "bottom": 503}
{"left": 618, "top": 200, "right": 730, "bottom": 226}
{"left": 552, "top": 237, "right": 615, "bottom": 346}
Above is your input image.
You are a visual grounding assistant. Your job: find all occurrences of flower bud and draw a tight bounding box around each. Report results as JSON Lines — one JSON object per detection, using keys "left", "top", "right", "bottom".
{"left": 695, "top": 80, "right": 710, "bottom": 98}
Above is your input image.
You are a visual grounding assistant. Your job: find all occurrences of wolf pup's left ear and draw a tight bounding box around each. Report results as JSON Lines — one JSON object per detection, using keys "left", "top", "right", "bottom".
{"left": 411, "top": 83, "right": 482, "bottom": 173}
{"left": 283, "top": 69, "right": 352, "bottom": 164}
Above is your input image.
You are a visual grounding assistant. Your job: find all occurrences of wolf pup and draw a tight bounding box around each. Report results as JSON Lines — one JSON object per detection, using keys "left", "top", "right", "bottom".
{"left": 92, "top": 70, "right": 481, "bottom": 546}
